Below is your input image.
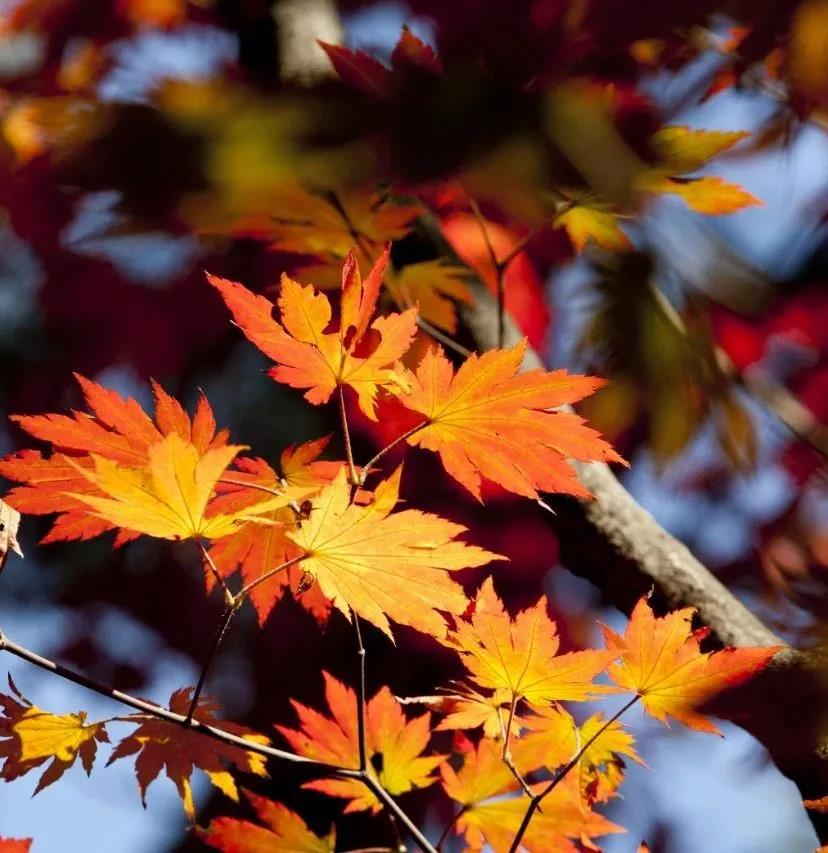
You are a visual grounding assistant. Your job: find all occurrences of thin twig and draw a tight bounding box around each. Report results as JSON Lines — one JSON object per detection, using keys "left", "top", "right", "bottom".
{"left": 238, "top": 553, "right": 306, "bottom": 598}
{"left": 200, "top": 541, "right": 234, "bottom": 606}
{"left": 218, "top": 477, "right": 287, "bottom": 498}
{"left": 360, "top": 774, "right": 438, "bottom": 853}
{"left": 359, "top": 422, "right": 428, "bottom": 485}
{"left": 0, "top": 630, "right": 437, "bottom": 852}
{"left": 498, "top": 695, "right": 533, "bottom": 798}
{"left": 416, "top": 316, "right": 473, "bottom": 358}
{"left": 185, "top": 600, "right": 239, "bottom": 725}
{"left": 508, "top": 695, "right": 640, "bottom": 852}
{"left": 436, "top": 804, "right": 467, "bottom": 851}
{"left": 465, "top": 194, "right": 506, "bottom": 349}
{"left": 338, "top": 385, "right": 359, "bottom": 485}
{"left": 352, "top": 608, "right": 368, "bottom": 772}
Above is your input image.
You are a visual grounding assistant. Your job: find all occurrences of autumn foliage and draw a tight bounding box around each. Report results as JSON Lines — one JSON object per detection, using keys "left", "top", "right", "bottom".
{"left": 2, "top": 1, "right": 824, "bottom": 851}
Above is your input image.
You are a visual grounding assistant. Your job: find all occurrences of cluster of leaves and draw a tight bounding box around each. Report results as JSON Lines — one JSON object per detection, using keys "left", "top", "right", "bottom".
{"left": 0, "top": 248, "right": 782, "bottom": 850}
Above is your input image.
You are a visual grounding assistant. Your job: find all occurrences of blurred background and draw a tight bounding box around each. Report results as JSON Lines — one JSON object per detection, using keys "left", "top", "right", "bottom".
{"left": 1, "top": 0, "right": 828, "bottom": 850}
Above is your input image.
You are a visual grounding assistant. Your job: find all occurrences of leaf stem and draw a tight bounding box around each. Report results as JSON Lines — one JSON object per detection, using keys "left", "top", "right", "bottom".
{"left": 436, "top": 804, "right": 467, "bottom": 851}
{"left": 185, "top": 599, "right": 239, "bottom": 725}
{"left": 338, "top": 385, "right": 359, "bottom": 485}
{"left": 499, "top": 694, "right": 533, "bottom": 798}
{"left": 415, "top": 316, "right": 473, "bottom": 358}
{"left": 507, "top": 694, "right": 640, "bottom": 852}
{"left": 200, "top": 540, "right": 234, "bottom": 605}
{"left": 359, "top": 422, "right": 428, "bottom": 485}
{"left": 352, "top": 608, "right": 368, "bottom": 772}
{"left": 238, "top": 553, "right": 306, "bottom": 599}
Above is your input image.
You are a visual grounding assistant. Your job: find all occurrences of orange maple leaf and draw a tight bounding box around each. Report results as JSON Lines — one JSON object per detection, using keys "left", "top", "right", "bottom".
{"left": 199, "top": 790, "right": 335, "bottom": 852}
{"left": 206, "top": 439, "right": 342, "bottom": 625}
{"left": 108, "top": 688, "right": 268, "bottom": 820}
{"left": 0, "top": 374, "right": 228, "bottom": 544}
{"left": 0, "top": 677, "right": 109, "bottom": 795}
{"left": 286, "top": 467, "right": 501, "bottom": 639}
{"left": 386, "top": 341, "right": 625, "bottom": 501}
{"left": 600, "top": 598, "right": 782, "bottom": 734}
{"left": 0, "top": 840, "right": 32, "bottom": 853}
{"left": 277, "top": 672, "right": 443, "bottom": 813}
{"left": 443, "top": 577, "right": 617, "bottom": 706}
{"left": 208, "top": 249, "right": 418, "bottom": 419}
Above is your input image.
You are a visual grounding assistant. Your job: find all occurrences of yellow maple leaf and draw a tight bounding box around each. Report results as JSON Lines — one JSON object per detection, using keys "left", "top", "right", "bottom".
{"left": 385, "top": 260, "right": 473, "bottom": 333}
{"left": 650, "top": 126, "right": 750, "bottom": 173}
{"left": 69, "top": 432, "right": 304, "bottom": 541}
{"left": 441, "top": 736, "right": 623, "bottom": 852}
{"left": 0, "top": 679, "right": 109, "bottom": 794}
{"left": 287, "top": 467, "right": 501, "bottom": 638}
{"left": 554, "top": 197, "right": 632, "bottom": 253}
{"left": 443, "top": 577, "right": 617, "bottom": 706}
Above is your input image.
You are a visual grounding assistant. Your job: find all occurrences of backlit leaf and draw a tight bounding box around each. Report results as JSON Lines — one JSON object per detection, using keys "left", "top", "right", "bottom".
{"left": 199, "top": 791, "right": 335, "bottom": 853}
{"left": 209, "top": 250, "right": 418, "bottom": 419}
{"left": 443, "top": 578, "right": 617, "bottom": 706}
{"left": 600, "top": 598, "right": 782, "bottom": 734}
{"left": 108, "top": 689, "right": 268, "bottom": 820}
{"left": 387, "top": 341, "right": 624, "bottom": 501}
{"left": 0, "top": 678, "right": 108, "bottom": 794}
{"left": 287, "top": 468, "right": 501, "bottom": 639}
{"left": 277, "top": 672, "right": 443, "bottom": 813}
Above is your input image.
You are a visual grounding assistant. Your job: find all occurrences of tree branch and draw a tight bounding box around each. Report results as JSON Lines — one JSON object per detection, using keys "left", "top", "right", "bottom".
{"left": 0, "top": 630, "right": 438, "bottom": 853}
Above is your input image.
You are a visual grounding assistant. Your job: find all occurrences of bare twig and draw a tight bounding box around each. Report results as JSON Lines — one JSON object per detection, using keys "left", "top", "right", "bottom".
{"left": 352, "top": 608, "right": 368, "bottom": 772}
{"left": 200, "top": 541, "right": 234, "bottom": 606}
{"left": 436, "top": 804, "right": 467, "bottom": 851}
{"left": 0, "top": 630, "right": 438, "bottom": 853}
{"left": 238, "top": 553, "right": 306, "bottom": 598}
{"left": 338, "top": 385, "right": 359, "bottom": 485}
{"left": 498, "top": 695, "right": 533, "bottom": 798}
{"left": 359, "top": 422, "right": 428, "bottom": 485}
{"left": 185, "top": 599, "right": 239, "bottom": 725}
{"left": 508, "top": 696, "right": 640, "bottom": 852}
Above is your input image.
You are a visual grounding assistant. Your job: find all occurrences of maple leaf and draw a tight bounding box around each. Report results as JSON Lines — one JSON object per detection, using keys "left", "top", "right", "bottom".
{"left": 206, "top": 440, "right": 342, "bottom": 624}
{"left": 650, "top": 126, "right": 750, "bottom": 173}
{"left": 600, "top": 598, "right": 782, "bottom": 734}
{"left": 441, "top": 736, "right": 623, "bottom": 852}
{"left": 0, "top": 841, "right": 32, "bottom": 853}
{"left": 208, "top": 249, "right": 418, "bottom": 419}
{"left": 518, "top": 704, "right": 642, "bottom": 803}
{"left": 242, "top": 185, "right": 420, "bottom": 260}
{"left": 320, "top": 27, "right": 441, "bottom": 99}
{"left": 0, "top": 677, "right": 109, "bottom": 794}
{"left": 0, "top": 498, "right": 23, "bottom": 573}
{"left": 67, "top": 432, "right": 303, "bottom": 541}
{"left": 387, "top": 341, "right": 625, "bottom": 501}
{"left": 443, "top": 578, "right": 617, "bottom": 706}
{"left": 0, "top": 374, "right": 229, "bottom": 544}
{"left": 384, "top": 260, "right": 473, "bottom": 333}
{"left": 804, "top": 796, "right": 828, "bottom": 813}
{"left": 430, "top": 686, "right": 515, "bottom": 739}
{"left": 277, "top": 672, "right": 443, "bottom": 813}
{"left": 641, "top": 125, "right": 760, "bottom": 215}
{"left": 199, "top": 790, "right": 335, "bottom": 853}
{"left": 285, "top": 467, "right": 501, "bottom": 639}
{"left": 553, "top": 195, "right": 632, "bottom": 254}
{"left": 108, "top": 688, "right": 269, "bottom": 820}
